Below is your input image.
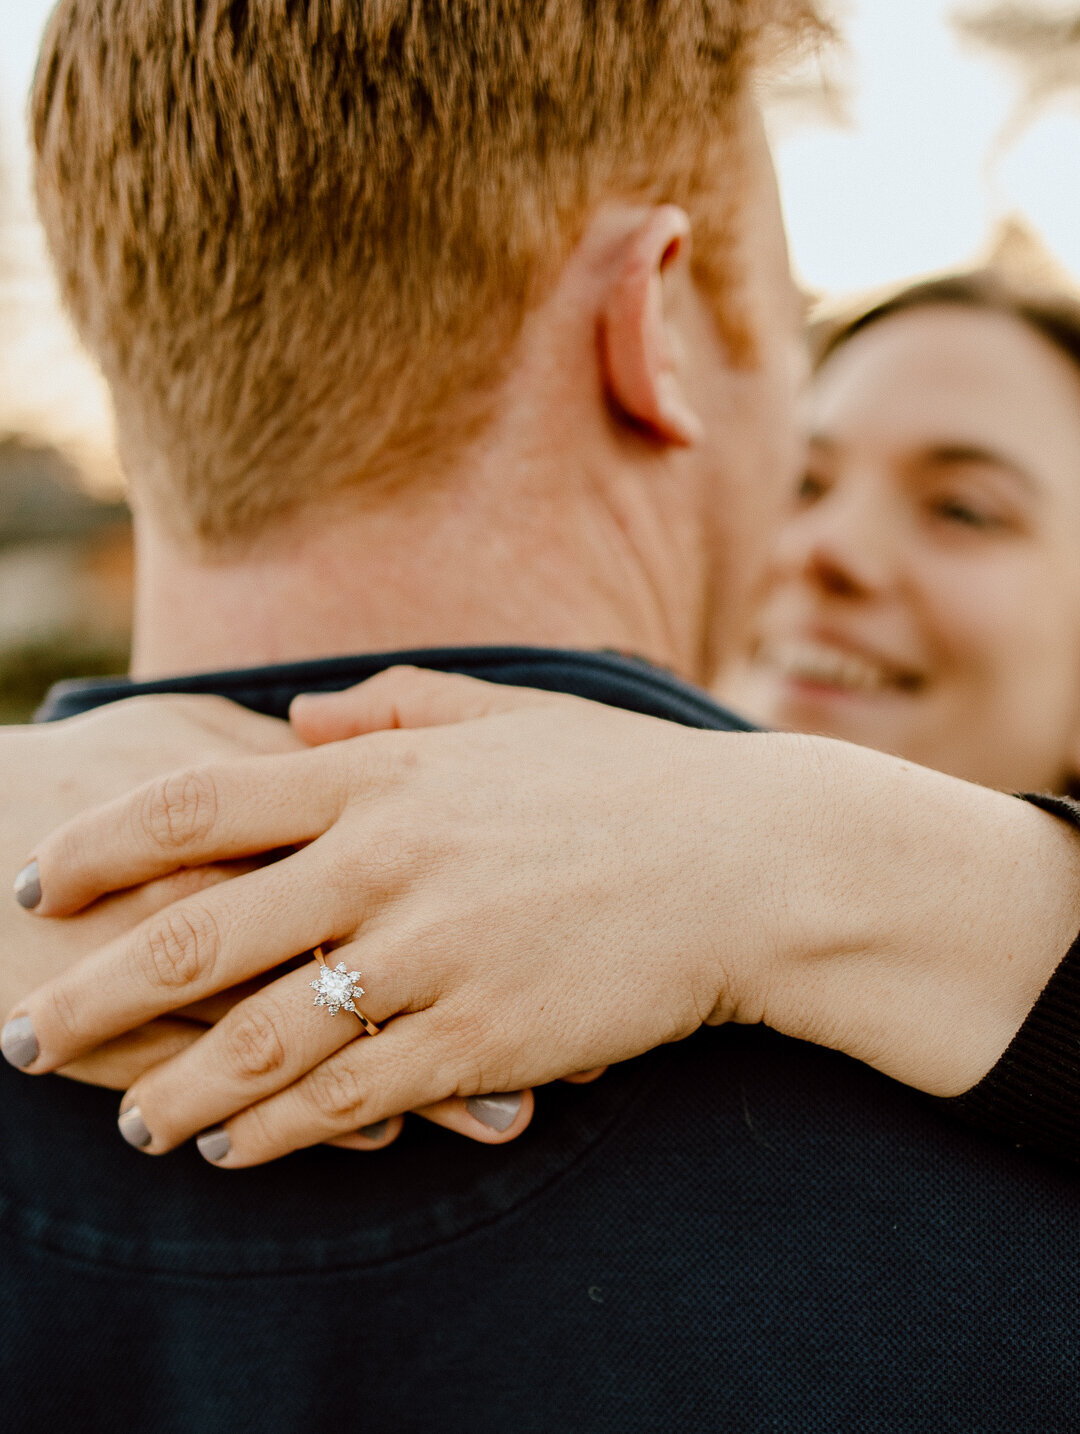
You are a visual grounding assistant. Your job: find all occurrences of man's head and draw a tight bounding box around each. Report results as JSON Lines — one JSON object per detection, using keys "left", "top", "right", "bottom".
{"left": 32, "top": 1, "right": 824, "bottom": 681}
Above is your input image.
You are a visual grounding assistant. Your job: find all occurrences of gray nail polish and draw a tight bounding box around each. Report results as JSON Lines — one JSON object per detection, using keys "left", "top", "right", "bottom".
{"left": 118, "top": 1106, "right": 152, "bottom": 1150}
{"left": 197, "top": 1127, "right": 230, "bottom": 1163}
{"left": 14, "top": 860, "right": 41, "bottom": 910}
{"left": 0, "top": 1016, "right": 39, "bottom": 1069}
{"left": 466, "top": 1091, "right": 523, "bottom": 1132}
{"left": 359, "top": 1120, "right": 389, "bottom": 1142}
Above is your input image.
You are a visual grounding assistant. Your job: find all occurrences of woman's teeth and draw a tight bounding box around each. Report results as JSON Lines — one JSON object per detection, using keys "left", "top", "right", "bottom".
{"left": 762, "top": 640, "right": 910, "bottom": 694}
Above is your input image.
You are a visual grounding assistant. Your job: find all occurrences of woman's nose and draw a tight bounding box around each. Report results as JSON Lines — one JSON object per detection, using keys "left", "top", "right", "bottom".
{"left": 778, "top": 485, "right": 896, "bottom": 601}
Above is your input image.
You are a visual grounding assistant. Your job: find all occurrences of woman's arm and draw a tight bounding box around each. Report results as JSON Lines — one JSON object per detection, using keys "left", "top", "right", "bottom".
{"left": 4, "top": 668, "right": 1080, "bottom": 1166}
{"left": 932, "top": 791, "right": 1080, "bottom": 1157}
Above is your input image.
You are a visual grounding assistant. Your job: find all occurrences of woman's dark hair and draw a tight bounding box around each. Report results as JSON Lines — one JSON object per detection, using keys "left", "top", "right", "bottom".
{"left": 812, "top": 270, "right": 1080, "bottom": 382}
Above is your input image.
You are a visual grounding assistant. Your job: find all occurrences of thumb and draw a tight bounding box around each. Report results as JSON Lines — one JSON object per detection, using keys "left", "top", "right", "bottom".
{"left": 290, "top": 665, "right": 561, "bottom": 745}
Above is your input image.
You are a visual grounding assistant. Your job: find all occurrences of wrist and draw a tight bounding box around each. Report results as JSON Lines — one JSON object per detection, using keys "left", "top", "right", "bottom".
{"left": 757, "top": 739, "right": 1080, "bottom": 1096}
{"left": 679, "top": 729, "right": 844, "bottom": 1029}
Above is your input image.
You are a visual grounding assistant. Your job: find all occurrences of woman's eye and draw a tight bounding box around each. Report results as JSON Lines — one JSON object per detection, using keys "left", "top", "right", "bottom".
{"left": 929, "top": 496, "right": 1003, "bottom": 530}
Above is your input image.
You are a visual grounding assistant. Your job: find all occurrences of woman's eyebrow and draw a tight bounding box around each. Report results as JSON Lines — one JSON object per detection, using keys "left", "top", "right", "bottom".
{"left": 922, "top": 443, "right": 1039, "bottom": 493}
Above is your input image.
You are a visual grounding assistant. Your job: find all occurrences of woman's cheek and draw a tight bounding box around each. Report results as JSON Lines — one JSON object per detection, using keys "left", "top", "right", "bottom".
{"left": 918, "top": 567, "right": 1030, "bottom": 714}
{"left": 934, "top": 562, "right": 1080, "bottom": 786}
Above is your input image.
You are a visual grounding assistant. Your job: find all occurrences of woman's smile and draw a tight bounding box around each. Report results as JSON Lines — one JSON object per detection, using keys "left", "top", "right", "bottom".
{"left": 726, "top": 280, "right": 1080, "bottom": 794}
{"left": 754, "top": 633, "right": 927, "bottom": 701}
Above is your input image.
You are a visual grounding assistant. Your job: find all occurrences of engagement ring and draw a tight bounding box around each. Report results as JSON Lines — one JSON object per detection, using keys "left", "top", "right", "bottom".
{"left": 310, "top": 947, "right": 380, "bottom": 1035}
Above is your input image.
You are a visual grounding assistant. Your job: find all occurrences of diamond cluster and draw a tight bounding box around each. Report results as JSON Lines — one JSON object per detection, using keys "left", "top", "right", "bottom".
{"left": 311, "top": 961, "right": 365, "bottom": 1017}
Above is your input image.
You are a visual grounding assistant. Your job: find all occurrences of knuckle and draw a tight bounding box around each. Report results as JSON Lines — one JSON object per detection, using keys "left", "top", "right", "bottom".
{"left": 322, "top": 821, "right": 412, "bottom": 905}
{"left": 364, "top": 818, "right": 417, "bottom": 880}
{"left": 222, "top": 1005, "right": 288, "bottom": 1081}
{"left": 231, "top": 1095, "right": 276, "bottom": 1158}
{"left": 428, "top": 995, "right": 489, "bottom": 1052}
{"left": 321, "top": 844, "right": 366, "bottom": 904}
{"left": 45, "top": 982, "right": 83, "bottom": 1046}
{"left": 370, "top": 664, "right": 426, "bottom": 701}
{"left": 135, "top": 767, "right": 220, "bottom": 853}
{"left": 137, "top": 903, "right": 220, "bottom": 990}
{"left": 424, "top": 1004, "right": 502, "bottom": 1093}
{"left": 306, "top": 1055, "right": 368, "bottom": 1124}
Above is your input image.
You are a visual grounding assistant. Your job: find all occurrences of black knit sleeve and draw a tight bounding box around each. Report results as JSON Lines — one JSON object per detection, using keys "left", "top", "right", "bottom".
{"left": 937, "top": 793, "right": 1080, "bottom": 1164}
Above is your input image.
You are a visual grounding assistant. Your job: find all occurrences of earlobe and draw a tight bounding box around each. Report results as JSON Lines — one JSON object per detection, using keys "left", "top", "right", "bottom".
{"left": 600, "top": 205, "right": 704, "bottom": 447}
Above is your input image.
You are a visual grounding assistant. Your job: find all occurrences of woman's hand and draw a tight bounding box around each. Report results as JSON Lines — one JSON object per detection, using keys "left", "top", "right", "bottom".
{"left": 0, "top": 681, "right": 581, "bottom": 1152}
{"left": 1, "top": 673, "right": 777, "bottom": 1166}
{"left": 7, "top": 665, "right": 1080, "bottom": 1168}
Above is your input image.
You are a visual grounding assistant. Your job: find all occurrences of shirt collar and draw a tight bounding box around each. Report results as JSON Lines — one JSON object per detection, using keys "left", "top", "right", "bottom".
{"left": 38, "top": 643, "right": 755, "bottom": 732}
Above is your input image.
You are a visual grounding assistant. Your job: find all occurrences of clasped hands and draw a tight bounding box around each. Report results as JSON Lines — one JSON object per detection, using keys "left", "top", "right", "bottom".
{"left": 8, "top": 663, "right": 1059, "bottom": 1166}
{"left": 3, "top": 669, "right": 770, "bottom": 1167}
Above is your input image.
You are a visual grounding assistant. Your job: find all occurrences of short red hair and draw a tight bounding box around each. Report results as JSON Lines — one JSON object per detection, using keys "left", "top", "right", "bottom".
{"left": 33, "top": 0, "right": 827, "bottom": 543}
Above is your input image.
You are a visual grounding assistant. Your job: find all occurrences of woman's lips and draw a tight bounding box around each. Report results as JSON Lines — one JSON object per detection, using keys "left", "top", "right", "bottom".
{"left": 756, "top": 638, "right": 925, "bottom": 696}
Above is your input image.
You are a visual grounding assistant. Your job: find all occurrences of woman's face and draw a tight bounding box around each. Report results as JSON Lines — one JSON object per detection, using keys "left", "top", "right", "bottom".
{"left": 735, "top": 302, "right": 1080, "bottom": 792}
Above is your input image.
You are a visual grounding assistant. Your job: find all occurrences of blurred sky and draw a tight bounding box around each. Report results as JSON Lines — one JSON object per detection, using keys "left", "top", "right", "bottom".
{"left": 771, "top": 0, "right": 1080, "bottom": 290}
{"left": 3, "top": 0, "right": 1080, "bottom": 469}
{"left": 1, "top": 1, "right": 51, "bottom": 187}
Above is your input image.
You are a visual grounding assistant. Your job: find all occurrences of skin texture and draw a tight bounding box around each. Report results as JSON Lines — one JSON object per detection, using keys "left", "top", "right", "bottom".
{"left": 8, "top": 666, "right": 1080, "bottom": 1170}
{"left": 727, "top": 304, "right": 1080, "bottom": 792}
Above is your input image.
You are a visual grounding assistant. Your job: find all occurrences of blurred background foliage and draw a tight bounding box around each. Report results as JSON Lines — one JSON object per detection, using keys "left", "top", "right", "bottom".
{"left": 0, "top": 439, "right": 130, "bottom": 720}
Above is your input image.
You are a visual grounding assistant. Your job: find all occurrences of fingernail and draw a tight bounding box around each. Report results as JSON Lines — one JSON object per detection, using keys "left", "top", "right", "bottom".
{"left": 196, "top": 1127, "right": 230, "bottom": 1163}
{"left": 118, "top": 1106, "right": 152, "bottom": 1150}
{"left": 359, "top": 1120, "right": 388, "bottom": 1142}
{"left": 466, "top": 1092, "right": 523, "bottom": 1132}
{"left": 14, "top": 861, "right": 41, "bottom": 910}
{"left": 0, "top": 1016, "right": 39, "bottom": 1069}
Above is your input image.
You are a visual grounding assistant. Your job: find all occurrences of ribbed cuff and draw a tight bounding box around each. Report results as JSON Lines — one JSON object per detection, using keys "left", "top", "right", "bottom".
{"left": 938, "top": 793, "right": 1080, "bottom": 1164}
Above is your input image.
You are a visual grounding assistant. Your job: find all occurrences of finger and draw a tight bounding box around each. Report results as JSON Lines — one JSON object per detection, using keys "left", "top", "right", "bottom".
{"left": 57, "top": 1018, "right": 206, "bottom": 1090}
{"left": 327, "top": 1115, "right": 405, "bottom": 1151}
{"left": 113, "top": 960, "right": 396, "bottom": 1154}
{"left": 22, "top": 746, "right": 352, "bottom": 916}
{"left": 175, "top": 954, "right": 311, "bottom": 1024}
{"left": 290, "top": 665, "right": 562, "bottom": 745}
{"left": 5, "top": 839, "right": 390, "bottom": 1072}
{"left": 408, "top": 1087, "right": 535, "bottom": 1145}
{"left": 328, "top": 1088, "right": 536, "bottom": 1152}
{"left": 562, "top": 1066, "right": 608, "bottom": 1085}
{"left": 85, "top": 692, "right": 302, "bottom": 756}
{"left": 96, "top": 858, "right": 265, "bottom": 926}
{"left": 62, "top": 997, "right": 405, "bottom": 1151}
{"left": 195, "top": 1012, "right": 525, "bottom": 1167}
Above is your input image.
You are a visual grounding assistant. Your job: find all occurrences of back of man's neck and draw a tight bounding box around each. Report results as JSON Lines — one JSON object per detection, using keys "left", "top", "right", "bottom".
{"left": 129, "top": 485, "right": 707, "bottom": 684}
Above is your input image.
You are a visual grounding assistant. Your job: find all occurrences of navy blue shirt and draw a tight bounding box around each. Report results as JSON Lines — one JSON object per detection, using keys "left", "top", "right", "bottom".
{"left": 4, "top": 647, "right": 1077, "bottom": 1433}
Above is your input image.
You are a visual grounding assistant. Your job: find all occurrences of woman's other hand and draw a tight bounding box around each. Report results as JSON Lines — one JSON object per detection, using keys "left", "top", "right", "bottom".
{"left": 0, "top": 694, "right": 303, "bottom": 1090}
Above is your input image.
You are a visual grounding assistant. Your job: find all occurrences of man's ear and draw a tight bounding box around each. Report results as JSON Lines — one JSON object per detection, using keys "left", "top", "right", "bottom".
{"left": 600, "top": 205, "right": 704, "bottom": 447}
